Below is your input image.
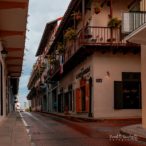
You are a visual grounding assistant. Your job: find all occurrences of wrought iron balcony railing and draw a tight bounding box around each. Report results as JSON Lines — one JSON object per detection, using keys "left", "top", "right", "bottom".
{"left": 79, "top": 26, "right": 122, "bottom": 44}
{"left": 50, "top": 26, "right": 131, "bottom": 78}
{"left": 122, "top": 11, "right": 146, "bottom": 34}
{"left": 64, "top": 26, "right": 122, "bottom": 63}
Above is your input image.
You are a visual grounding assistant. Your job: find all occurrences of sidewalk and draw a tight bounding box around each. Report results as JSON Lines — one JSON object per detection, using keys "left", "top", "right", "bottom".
{"left": 0, "top": 112, "right": 31, "bottom": 146}
{"left": 120, "top": 124, "right": 146, "bottom": 142}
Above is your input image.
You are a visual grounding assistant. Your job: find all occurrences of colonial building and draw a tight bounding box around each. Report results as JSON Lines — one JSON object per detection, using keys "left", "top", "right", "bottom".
{"left": 0, "top": 0, "right": 28, "bottom": 116}
{"left": 27, "top": 19, "right": 60, "bottom": 112}
{"left": 27, "top": 0, "right": 142, "bottom": 119}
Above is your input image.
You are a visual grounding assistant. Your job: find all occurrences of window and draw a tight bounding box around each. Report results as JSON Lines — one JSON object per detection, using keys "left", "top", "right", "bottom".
{"left": 114, "top": 72, "right": 141, "bottom": 109}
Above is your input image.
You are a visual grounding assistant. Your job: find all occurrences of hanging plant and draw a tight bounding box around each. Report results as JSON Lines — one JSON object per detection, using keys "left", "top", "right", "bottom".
{"left": 108, "top": 18, "right": 121, "bottom": 28}
{"left": 48, "top": 54, "right": 56, "bottom": 64}
{"left": 71, "top": 11, "right": 82, "bottom": 21}
{"left": 64, "top": 27, "right": 76, "bottom": 41}
{"left": 94, "top": 0, "right": 101, "bottom": 14}
{"left": 41, "top": 62, "right": 46, "bottom": 68}
{"left": 75, "top": 12, "right": 82, "bottom": 20}
{"left": 57, "top": 42, "right": 65, "bottom": 54}
{"left": 94, "top": 7, "right": 101, "bottom": 14}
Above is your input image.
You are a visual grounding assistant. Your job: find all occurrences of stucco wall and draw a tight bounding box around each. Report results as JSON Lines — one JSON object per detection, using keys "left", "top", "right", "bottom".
{"left": 92, "top": 52, "right": 141, "bottom": 118}
{"left": 90, "top": 0, "right": 132, "bottom": 27}
{"left": 60, "top": 56, "right": 93, "bottom": 90}
{"left": 59, "top": 50, "right": 141, "bottom": 118}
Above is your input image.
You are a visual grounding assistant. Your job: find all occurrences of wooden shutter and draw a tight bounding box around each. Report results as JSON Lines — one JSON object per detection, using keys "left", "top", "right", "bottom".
{"left": 85, "top": 83, "right": 89, "bottom": 112}
{"left": 75, "top": 88, "right": 81, "bottom": 112}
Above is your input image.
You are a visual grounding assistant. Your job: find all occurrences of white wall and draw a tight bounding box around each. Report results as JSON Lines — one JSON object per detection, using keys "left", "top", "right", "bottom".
{"left": 92, "top": 52, "right": 141, "bottom": 118}
{"left": 60, "top": 55, "right": 93, "bottom": 90}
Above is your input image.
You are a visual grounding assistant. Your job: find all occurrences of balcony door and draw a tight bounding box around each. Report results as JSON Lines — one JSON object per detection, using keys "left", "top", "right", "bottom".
{"left": 81, "top": 86, "right": 86, "bottom": 112}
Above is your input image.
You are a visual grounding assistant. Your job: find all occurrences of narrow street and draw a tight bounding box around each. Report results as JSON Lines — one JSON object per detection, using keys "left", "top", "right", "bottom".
{"left": 22, "top": 112, "right": 146, "bottom": 146}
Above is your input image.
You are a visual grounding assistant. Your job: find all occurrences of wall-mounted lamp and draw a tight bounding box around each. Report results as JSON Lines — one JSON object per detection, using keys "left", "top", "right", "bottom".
{"left": 106, "top": 71, "right": 110, "bottom": 79}
{"left": 1, "top": 48, "right": 8, "bottom": 58}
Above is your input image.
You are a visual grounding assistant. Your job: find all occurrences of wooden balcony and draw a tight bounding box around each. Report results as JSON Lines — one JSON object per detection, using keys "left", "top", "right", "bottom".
{"left": 51, "top": 26, "right": 140, "bottom": 80}
{"left": 49, "top": 60, "right": 60, "bottom": 78}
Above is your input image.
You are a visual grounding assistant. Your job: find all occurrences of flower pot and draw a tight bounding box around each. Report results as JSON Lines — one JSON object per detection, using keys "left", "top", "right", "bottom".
{"left": 76, "top": 14, "right": 81, "bottom": 20}
{"left": 94, "top": 7, "right": 100, "bottom": 14}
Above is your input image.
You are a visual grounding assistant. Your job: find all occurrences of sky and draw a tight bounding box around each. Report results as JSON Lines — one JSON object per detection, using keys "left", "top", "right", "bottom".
{"left": 18, "top": 0, "right": 71, "bottom": 108}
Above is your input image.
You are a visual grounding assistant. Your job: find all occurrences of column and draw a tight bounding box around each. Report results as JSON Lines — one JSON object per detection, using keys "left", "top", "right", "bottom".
{"left": 141, "top": 45, "right": 146, "bottom": 128}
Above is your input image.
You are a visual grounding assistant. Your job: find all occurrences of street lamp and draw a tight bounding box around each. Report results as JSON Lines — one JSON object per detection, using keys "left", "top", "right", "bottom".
{"left": 1, "top": 48, "right": 8, "bottom": 58}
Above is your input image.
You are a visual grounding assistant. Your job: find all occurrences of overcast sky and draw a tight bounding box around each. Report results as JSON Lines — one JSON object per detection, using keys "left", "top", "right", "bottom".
{"left": 18, "top": 0, "right": 71, "bottom": 108}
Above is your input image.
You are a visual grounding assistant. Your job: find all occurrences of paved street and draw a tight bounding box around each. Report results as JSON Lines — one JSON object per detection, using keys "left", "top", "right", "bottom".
{"left": 22, "top": 112, "right": 146, "bottom": 146}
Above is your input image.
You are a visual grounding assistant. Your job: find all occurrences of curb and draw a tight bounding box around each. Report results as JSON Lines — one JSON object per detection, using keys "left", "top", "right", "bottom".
{"left": 36, "top": 111, "right": 142, "bottom": 123}
{"left": 120, "top": 130, "right": 146, "bottom": 143}
{"left": 38, "top": 111, "right": 100, "bottom": 122}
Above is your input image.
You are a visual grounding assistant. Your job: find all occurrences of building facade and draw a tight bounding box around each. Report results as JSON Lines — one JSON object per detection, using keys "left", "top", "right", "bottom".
{"left": 27, "top": 0, "right": 142, "bottom": 120}
{"left": 0, "top": 0, "right": 29, "bottom": 116}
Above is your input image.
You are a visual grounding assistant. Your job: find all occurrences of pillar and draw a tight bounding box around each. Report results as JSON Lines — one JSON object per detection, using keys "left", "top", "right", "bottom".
{"left": 141, "top": 45, "right": 146, "bottom": 128}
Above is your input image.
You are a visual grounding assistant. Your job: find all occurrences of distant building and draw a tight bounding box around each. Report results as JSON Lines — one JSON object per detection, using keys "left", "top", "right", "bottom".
{"left": 15, "top": 102, "right": 21, "bottom": 111}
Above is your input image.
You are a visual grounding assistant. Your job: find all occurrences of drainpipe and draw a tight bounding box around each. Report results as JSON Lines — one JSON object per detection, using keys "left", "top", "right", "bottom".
{"left": 82, "top": 0, "right": 85, "bottom": 40}
{"left": 110, "top": 0, "right": 113, "bottom": 18}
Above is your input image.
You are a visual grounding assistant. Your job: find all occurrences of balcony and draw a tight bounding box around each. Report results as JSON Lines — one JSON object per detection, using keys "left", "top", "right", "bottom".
{"left": 64, "top": 26, "right": 124, "bottom": 63}
{"left": 122, "top": 11, "right": 146, "bottom": 44}
{"left": 51, "top": 26, "right": 140, "bottom": 80}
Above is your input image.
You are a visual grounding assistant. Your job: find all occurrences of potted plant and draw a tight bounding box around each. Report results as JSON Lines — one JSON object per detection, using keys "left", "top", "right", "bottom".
{"left": 64, "top": 27, "right": 76, "bottom": 41}
{"left": 48, "top": 54, "right": 56, "bottom": 64}
{"left": 94, "top": 1, "right": 101, "bottom": 14}
{"left": 57, "top": 42, "right": 65, "bottom": 54}
{"left": 71, "top": 11, "right": 82, "bottom": 21}
{"left": 75, "top": 12, "right": 81, "bottom": 20}
{"left": 107, "top": 17, "right": 121, "bottom": 43}
{"left": 108, "top": 17, "right": 121, "bottom": 28}
{"left": 94, "top": 6, "right": 101, "bottom": 14}
{"left": 42, "top": 62, "right": 47, "bottom": 67}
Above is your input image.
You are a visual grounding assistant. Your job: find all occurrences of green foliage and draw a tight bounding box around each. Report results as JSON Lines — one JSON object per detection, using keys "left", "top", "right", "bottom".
{"left": 108, "top": 18, "right": 121, "bottom": 28}
{"left": 48, "top": 54, "right": 56, "bottom": 64}
{"left": 57, "top": 42, "right": 65, "bottom": 54}
{"left": 64, "top": 27, "right": 76, "bottom": 41}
